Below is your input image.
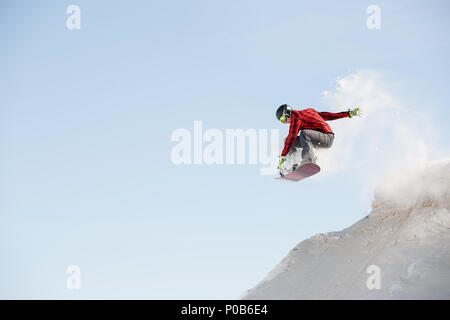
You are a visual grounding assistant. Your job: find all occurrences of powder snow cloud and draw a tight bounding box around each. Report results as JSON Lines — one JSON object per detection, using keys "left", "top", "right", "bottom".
{"left": 315, "top": 70, "right": 440, "bottom": 200}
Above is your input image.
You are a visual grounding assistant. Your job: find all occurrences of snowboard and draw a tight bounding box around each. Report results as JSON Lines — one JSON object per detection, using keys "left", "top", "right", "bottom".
{"left": 275, "top": 163, "right": 320, "bottom": 182}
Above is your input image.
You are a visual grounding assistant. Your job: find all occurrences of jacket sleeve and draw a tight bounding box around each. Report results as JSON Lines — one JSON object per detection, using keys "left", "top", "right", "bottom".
{"left": 281, "top": 117, "right": 301, "bottom": 156}
{"left": 319, "top": 111, "right": 350, "bottom": 121}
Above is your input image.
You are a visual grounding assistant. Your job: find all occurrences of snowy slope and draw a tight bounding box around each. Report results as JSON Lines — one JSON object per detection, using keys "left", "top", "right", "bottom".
{"left": 242, "top": 160, "right": 450, "bottom": 299}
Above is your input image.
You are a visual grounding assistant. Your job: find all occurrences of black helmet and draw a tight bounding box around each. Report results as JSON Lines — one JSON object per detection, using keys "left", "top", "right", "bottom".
{"left": 276, "top": 104, "right": 293, "bottom": 122}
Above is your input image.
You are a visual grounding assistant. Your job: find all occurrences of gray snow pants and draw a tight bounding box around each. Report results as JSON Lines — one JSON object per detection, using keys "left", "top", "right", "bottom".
{"left": 287, "top": 129, "right": 334, "bottom": 164}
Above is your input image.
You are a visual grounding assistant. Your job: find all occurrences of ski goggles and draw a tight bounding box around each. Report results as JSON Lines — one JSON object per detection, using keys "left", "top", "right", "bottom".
{"left": 279, "top": 116, "right": 288, "bottom": 123}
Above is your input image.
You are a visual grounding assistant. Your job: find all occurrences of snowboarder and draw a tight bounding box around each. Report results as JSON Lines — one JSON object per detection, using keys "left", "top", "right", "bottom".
{"left": 276, "top": 104, "right": 361, "bottom": 175}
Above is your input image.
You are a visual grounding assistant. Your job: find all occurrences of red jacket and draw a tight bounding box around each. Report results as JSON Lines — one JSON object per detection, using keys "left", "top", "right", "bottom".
{"left": 281, "top": 108, "right": 350, "bottom": 156}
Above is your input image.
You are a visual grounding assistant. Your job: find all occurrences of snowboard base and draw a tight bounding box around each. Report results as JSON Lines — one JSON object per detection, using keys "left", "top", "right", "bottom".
{"left": 275, "top": 163, "right": 320, "bottom": 182}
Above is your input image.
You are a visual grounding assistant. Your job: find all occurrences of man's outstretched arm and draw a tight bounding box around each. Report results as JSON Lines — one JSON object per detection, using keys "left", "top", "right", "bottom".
{"left": 318, "top": 111, "right": 351, "bottom": 121}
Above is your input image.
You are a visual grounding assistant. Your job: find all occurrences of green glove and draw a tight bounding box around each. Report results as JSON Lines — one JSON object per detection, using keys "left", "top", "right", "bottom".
{"left": 349, "top": 107, "right": 361, "bottom": 118}
{"left": 278, "top": 156, "right": 287, "bottom": 170}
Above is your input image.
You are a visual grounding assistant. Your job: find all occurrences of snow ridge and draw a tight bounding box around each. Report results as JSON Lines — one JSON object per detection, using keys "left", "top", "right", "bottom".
{"left": 242, "top": 160, "right": 450, "bottom": 299}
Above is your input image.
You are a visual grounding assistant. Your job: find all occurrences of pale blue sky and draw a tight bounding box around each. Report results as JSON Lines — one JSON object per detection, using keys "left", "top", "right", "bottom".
{"left": 1, "top": 0, "right": 450, "bottom": 299}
